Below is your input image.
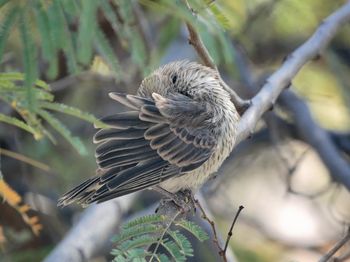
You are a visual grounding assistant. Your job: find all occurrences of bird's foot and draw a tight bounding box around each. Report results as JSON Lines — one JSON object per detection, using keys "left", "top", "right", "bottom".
{"left": 154, "top": 187, "right": 195, "bottom": 214}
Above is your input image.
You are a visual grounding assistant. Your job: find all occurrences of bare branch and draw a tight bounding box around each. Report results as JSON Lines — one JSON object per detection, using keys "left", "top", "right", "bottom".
{"left": 194, "top": 193, "right": 238, "bottom": 262}
{"left": 185, "top": 21, "right": 217, "bottom": 70}
{"left": 237, "top": 1, "right": 350, "bottom": 143}
{"left": 183, "top": 1, "right": 250, "bottom": 114}
{"left": 194, "top": 197, "right": 222, "bottom": 256}
{"left": 319, "top": 227, "right": 350, "bottom": 262}
{"left": 222, "top": 205, "right": 244, "bottom": 256}
{"left": 279, "top": 90, "right": 350, "bottom": 190}
{"left": 44, "top": 194, "right": 137, "bottom": 262}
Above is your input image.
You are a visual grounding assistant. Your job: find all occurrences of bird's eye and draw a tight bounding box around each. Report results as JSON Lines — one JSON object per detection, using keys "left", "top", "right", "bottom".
{"left": 179, "top": 89, "right": 192, "bottom": 98}
{"left": 171, "top": 74, "right": 178, "bottom": 84}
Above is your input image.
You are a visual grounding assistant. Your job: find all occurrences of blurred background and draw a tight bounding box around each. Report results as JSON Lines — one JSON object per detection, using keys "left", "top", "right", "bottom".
{"left": 0, "top": 0, "right": 350, "bottom": 261}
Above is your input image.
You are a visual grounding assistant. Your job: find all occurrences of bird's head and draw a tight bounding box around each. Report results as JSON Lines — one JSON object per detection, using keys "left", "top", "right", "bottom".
{"left": 139, "top": 61, "right": 230, "bottom": 104}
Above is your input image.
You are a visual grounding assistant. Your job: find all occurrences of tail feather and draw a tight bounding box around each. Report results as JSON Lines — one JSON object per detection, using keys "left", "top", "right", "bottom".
{"left": 57, "top": 176, "right": 100, "bottom": 207}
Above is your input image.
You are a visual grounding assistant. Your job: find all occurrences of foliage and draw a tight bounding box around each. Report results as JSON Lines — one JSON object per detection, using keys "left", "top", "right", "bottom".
{"left": 111, "top": 214, "right": 209, "bottom": 261}
{"left": 0, "top": 0, "right": 238, "bottom": 80}
{"left": 0, "top": 72, "right": 107, "bottom": 154}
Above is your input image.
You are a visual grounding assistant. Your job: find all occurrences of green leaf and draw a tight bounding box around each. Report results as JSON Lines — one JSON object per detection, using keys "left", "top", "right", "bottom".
{"left": 0, "top": 7, "right": 18, "bottom": 62}
{"left": 168, "top": 230, "right": 193, "bottom": 257}
{"left": 77, "top": 0, "right": 98, "bottom": 65}
{"left": 0, "top": 86, "right": 53, "bottom": 102}
{"left": 199, "top": 27, "right": 219, "bottom": 64}
{"left": 112, "top": 224, "right": 160, "bottom": 244}
{"left": 157, "top": 253, "right": 170, "bottom": 262}
{"left": 0, "top": 73, "right": 50, "bottom": 90}
{"left": 34, "top": 2, "right": 58, "bottom": 79}
{"left": 39, "top": 102, "right": 108, "bottom": 128}
{"left": 60, "top": 0, "right": 80, "bottom": 16}
{"left": 111, "top": 253, "right": 127, "bottom": 262}
{"left": 118, "top": 0, "right": 147, "bottom": 69}
{"left": 158, "top": 17, "right": 180, "bottom": 54}
{"left": 161, "top": 240, "right": 186, "bottom": 262}
{"left": 130, "top": 32, "right": 147, "bottom": 68}
{"left": 38, "top": 110, "right": 87, "bottom": 155}
{"left": 175, "top": 220, "right": 209, "bottom": 242}
{"left": 208, "top": 2, "right": 231, "bottom": 29}
{"left": 49, "top": 0, "right": 79, "bottom": 74}
{"left": 95, "top": 27, "right": 121, "bottom": 74}
{"left": 19, "top": 12, "right": 38, "bottom": 112}
{"left": 122, "top": 214, "right": 167, "bottom": 230}
{"left": 0, "top": 0, "right": 10, "bottom": 8}
{"left": 47, "top": 0, "right": 66, "bottom": 50}
{"left": 218, "top": 32, "right": 235, "bottom": 66}
{"left": 118, "top": 235, "right": 158, "bottom": 252}
{"left": 0, "top": 113, "right": 36, "bottom": 135}
{"left": 100, "top": 0, "right": 121, "bottom": 34}
{"left": 127, "top": 248, "right": 149, "bottom": 260}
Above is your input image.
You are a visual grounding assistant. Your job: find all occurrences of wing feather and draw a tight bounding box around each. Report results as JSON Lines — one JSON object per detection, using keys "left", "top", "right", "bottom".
{"left": 59, "top": 91, "right": 219, "bottom": 206}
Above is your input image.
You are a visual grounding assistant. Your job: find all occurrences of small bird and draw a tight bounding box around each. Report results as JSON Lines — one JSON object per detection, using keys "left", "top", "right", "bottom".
{"left": 58, "top": 61, "right": 240, "bottom": 207}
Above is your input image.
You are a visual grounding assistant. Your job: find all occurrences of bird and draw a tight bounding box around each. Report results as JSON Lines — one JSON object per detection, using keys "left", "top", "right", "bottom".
{"left": 58, "top": 60, "right": 240, "bottom": 207}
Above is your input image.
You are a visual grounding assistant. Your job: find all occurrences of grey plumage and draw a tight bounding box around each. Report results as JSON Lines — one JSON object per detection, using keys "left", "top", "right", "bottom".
{"left": 58, "top": 61, "right": 239, "bottom": 207}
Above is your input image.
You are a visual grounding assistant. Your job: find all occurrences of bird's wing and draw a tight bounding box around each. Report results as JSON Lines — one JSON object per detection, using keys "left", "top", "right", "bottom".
{"left": 58, "top": 92, "right": 217, "bottom": 206}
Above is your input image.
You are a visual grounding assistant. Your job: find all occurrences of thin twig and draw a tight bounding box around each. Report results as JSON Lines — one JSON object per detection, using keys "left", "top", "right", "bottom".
{"left": 0, "top": 148, "right": 50, "bottom": 171}
{"left": 222, "top": 205, "right": 244, "bottom": 256}
{"left": 194, "top": 198, "right": 224, "bottom": 258}
{"left": 194, "top": 197, "right": 242, "bottom": 262}
{"left": 149, "top": 211, "right": 181, "bottom": 262}
{"left": 44, "top": 194, "right": 138, "bottom": 262}
{"left": 319, "top": 227, "right": 350, "bottom": 262}
{"left": 185, "top": 21, "right": 217, "bottom": 70}
{"left": 183, "top": 0, "right": 250, "bottom": 114}
{"left": 183, "top": 0, "right": 216, "bottom": 69}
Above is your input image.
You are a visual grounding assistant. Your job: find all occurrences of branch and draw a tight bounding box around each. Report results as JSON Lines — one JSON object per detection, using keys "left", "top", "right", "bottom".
{"left": 237, "top": 1, "right": 350, "bottom": 143}
{"left": 278, "top": 90, "right": 350, "bottom": 190}
{"left": 319, "top": 227, "right": 350, "bottom": 262}
{"left": 44, "top": 194, "right": 137, "bottom": 262}
{"left": 185, "top": 21, "right": 217, "bottom": 70}
{"left": 222, "top": 205, "right": 244, "bottom": 257}
{"left": 183, "top": 1, "right": 250, "bottom": 114}
{"left": 195, "top": 192, "right": 238, "bottom": 262}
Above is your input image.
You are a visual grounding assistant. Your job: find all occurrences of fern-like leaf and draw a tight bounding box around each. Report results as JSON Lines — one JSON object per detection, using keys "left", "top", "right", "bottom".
{"left": 77, "top": 0, "right": 98, "bottom": 65}
{"left": 38, "top": 109, "right": 87, "bottom": 155}
{"left": 0, "top": 6, "right": 18, "bottom": 62}
{"left": 112, "top": 224, "right": 160, "bottom": 244}
{"left": 118, "top": 235, "right": 159, "bottom": 252}
{"left": 0, "top": 72, "right": 50, "bottom": 90}
{"left": 95, "top": 27, "right": 121, "bottom": 74}
{"left": 0, "top": 0, "right": 10, "bottom": 8}
{"left": 168, "top": 230, "right": 194, "bottom": 257}
{"left": 52, "top": 0, "right": 79, "bottom": 74}
{"left": 19, "top": 11, "right": 38, "bottom": 112}
{"left": 122, "top": 214, "right": 167, "bottom": 230}
{"left": 161, "top": 240, "right": 186, "bottom": 262}
{"left": 34, "top": 2, "right": 59, "bottom": 79}
{"left": 175, "top": 220, "right": 209, "bottom": 242}
{"left": 47, "top": 0, "right": 66, "bottom": 50}
{"left": 39, "top": 102, "right": 108, "bottom": 128}
{"left": 0, "top": 113, "right": 36, "bottom": 135}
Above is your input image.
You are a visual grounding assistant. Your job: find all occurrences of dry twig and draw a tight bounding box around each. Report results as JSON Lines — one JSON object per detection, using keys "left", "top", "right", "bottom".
{"left": 319, "top": 227, "right": 350, "bottom": 262}
{"left": 222, "top": 205, "right": 244, "bottom": 257}
{"left": 184, "top": 1, "right": 250, "bottom": 115}
{"left": 194, "top": 197, "right": 243, "bottom": 262}
{"left": 44, "top": 194, "right": 138, "bottom": 262}
{"left": 237, "top": 1, "right": 350, "bottom": 144}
